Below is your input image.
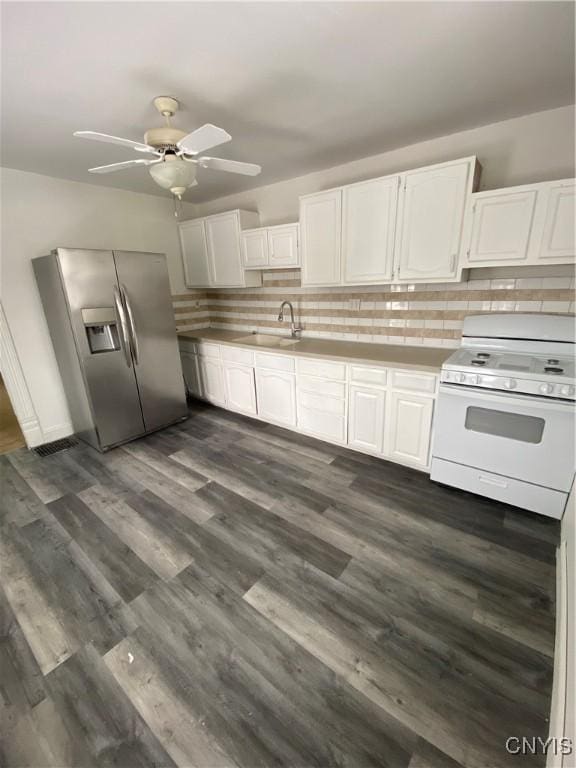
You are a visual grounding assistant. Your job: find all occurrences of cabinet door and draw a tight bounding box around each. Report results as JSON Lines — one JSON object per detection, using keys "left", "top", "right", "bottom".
{"left": 538, "top": 181, "right": 575, "bottom": 261}
{"left": 205, "top": 212, "right": 244, "bottom": 286}
{"left": 343, "top": 176, "right": 399, "bottom": 284}
{"left": 348, "top": 385, "right": 385, "bottom": 454}
{"left": 397, "top": 161, "right": 470, "bottom": 281}
{"left": 181, "top": 352, "right": 202, "bottom": 398}
{"left": 223, "top": 363, "right": 257, "bottom": 415}
{"left": 198, "top": 358, "right": 226, "bottom": 406}
{"left": 300, "top": 190, "right": 342, "bottom": 285}
{"left": 468, "top": 190, "right": 537, "bottom": 265}
{"left": 386, "top": 392, "right": 434, "bottom": 468}
{"left": 179, "top": 220, "right": 210, "bottom": 287}
{"left": 255, "top": 369, "right": 296, "bottom": 427}
{"left": 268, "top": 225, "right": 299, "bottom": 268}
{"left": 242, "top": 229, "right": 268, "bottom": 269}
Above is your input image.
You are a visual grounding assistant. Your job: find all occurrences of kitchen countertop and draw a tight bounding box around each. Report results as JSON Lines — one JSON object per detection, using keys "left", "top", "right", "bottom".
{"left": 178, "top": 328, "right": 452, "bottom": 373}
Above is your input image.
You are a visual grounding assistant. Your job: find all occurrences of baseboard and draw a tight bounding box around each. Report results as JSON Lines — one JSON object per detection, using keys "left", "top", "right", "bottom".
{"left": 40, "top": 422, "right": 74, "bottom": 444}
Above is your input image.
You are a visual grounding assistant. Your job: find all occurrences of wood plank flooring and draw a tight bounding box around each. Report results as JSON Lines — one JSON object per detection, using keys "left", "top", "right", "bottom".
{"left": 0, "top": 376, "right": 26, "bottom": 456}
{"left": 0, "top": 401, "right": 559, "bottom": 767}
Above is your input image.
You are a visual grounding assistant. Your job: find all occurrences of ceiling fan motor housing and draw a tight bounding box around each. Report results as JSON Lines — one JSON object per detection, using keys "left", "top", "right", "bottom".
{"left": 144, "top": 127, "right": 187, "bottom": 151}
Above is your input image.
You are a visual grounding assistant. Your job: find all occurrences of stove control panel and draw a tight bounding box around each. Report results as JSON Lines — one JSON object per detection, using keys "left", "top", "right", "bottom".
{"left": 441, "top": 369, "right": 575, "bottom": 400}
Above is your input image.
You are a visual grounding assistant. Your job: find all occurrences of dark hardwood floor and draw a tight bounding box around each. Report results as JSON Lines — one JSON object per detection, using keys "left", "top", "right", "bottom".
{"left": 0, "top": 401, "right": 559, "bottom": 768}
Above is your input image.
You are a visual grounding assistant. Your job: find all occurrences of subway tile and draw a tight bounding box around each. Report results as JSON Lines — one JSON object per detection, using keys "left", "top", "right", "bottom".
{"left": 516, "top": 277, "right": 543, "bottom": 289}
{"left": 541, "top": 301, "right": 571, "bottom": 312}
{"left": 514, "top": 301, "right": 542, "bottom": 311}
{"left": 490, "top": 279, "right": 516, "bottom": 290}
{"left": 542, "top": 277, "right": 572, "bottom": 289}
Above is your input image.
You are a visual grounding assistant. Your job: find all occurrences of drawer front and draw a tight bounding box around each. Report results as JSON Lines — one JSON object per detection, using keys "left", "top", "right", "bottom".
{"left": 391, "top": 370, "right": 437, "bottom": 394}
{"left": 349, "top": 365, "right": 387, "bottom": 387}
{"left": 430, "top": 458, "right": 567, "bottom": 519}
{"left": 296, "top": 358, "right": 346, "bottom": 381}
{"left": 297, "top": 390, "right": 346, "bottom": 416}
{"left": 298, "top": 406, "right": 346, "bottom": 442}
{"left": 220, "top": 345, "right": 254, "bottom": 366}
{"left": 255, "top": 352, "right": 295, "bottom": 373}
{"left": 197, "top": 341, "right": 221, "bottom": 359}
{"left": 178, "top": 338, "right": 197, "bottom": 354}
{"left": 297, "top": 375, "right": 346, "bottom": 399}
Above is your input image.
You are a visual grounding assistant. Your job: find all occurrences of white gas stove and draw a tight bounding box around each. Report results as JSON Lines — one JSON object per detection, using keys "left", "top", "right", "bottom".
{"left": 431, "top": 314, "right": 575, "bottom": 519}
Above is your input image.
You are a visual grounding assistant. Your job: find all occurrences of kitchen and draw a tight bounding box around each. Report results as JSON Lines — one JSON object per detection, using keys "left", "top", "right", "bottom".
{"left": 1, "top": 2, "right": 574, "bottom": 767}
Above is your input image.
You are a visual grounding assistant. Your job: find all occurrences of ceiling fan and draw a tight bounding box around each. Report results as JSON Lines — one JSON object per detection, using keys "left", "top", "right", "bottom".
{"left": 74, "top": 96, "right": 261, "bottom": 198}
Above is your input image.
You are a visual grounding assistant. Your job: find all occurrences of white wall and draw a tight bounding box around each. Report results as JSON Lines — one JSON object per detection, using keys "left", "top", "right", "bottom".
{"left": 194, "top": 106, "right": 575, "bottom": 225}
{"left": 0, "top": 168, "right": 195, "bottom": 443}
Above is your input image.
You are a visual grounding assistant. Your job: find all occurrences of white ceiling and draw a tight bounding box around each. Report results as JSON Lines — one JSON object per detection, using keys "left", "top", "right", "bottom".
{"left": 1, "top": 2, "right": 574, "bottom": 203}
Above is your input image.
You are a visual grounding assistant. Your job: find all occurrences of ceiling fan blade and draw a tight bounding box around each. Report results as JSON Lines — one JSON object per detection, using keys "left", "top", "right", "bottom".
{"left": 199, "top": 157, "right": 261, "bottom": 176}
{"left": 177, "top": 124, "right": 231, "bottom": 155}
{"left": 74, "top": 131, "right": 158, "bottom": 154}
{"left": 88, "top": 158, "right": 159, "bottom": 174}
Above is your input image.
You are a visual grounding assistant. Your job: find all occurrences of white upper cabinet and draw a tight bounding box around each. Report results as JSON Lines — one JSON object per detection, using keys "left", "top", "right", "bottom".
{"left": 241, "top": 223, "right": 299, "bottom": 270}
{"left": 463, "top": 179, "right": 575, "bottom": 268}
{"left": 467, "top": 189, "right": 537, "bottom": 265}
{"left": 300, "top": 189, "right": 342, "bottom": 285}
{"left": 179, "top": 209, "right": 261, "bottom": 288}
{"left": 242, "top": 229, "right": 269, "bottom": 268}
{"left": 342, "top": 176, "right": 399, "bottom": 284}
{"left": 300, "top": 157, "right": 477, "bottom": 287}
{"left": 179, "top": 219, "right": 211, "bottom": 288}
{"left": 538, "top": 180, "right": 575, "bottom": 262}
{"left": 268, "top": 224, "right": 299, "bottom": 268}
{"left": 205, "top": 212, "right": 245, "bottom": 287}
{"left": 396, "top": 159, "right": 474, "bottom": 282}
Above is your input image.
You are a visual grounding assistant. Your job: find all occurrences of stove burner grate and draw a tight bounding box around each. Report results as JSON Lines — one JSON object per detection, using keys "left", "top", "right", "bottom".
{"left": 475, "top": 352, "right": 491, "bottom": 359}
{"left": 471, "top": 359, "right": 487, "bottom": 366}
{"left": 544, "top": 366, "right": 564, "bottom": 374}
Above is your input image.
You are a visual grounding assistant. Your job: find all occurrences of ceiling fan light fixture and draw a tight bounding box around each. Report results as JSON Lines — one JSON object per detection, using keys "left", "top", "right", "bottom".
{"left": 148, "top": 154, "right": 197, "bottom": 196}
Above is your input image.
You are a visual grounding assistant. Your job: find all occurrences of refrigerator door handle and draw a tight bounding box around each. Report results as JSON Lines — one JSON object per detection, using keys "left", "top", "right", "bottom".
{"left": 113, "top": 286, "right": 132, "bottom": 368}
{"left": 121, "top": 284, "right": 140, "bottom": 365}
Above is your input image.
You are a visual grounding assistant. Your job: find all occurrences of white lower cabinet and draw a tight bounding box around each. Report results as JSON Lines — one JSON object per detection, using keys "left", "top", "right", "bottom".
{"left": 348, "top": 385, "right": 386, "bottom": 454}
{"left": 255, "top": 368, "right": 296, "bottom": 427}
{"left": 183, "top": 343, "right": 438, "bottom": 472}
{"left": 181, "top": 351, "right": 202, "bottom": 398}
{"left": 198, "top": 357, "right": 226, "bottom": 406}
{"left": 385, "top": 391, "right": 434, "bottom": 469}
{"left": 223, "top": 363, "right": 257, "bottom": 415}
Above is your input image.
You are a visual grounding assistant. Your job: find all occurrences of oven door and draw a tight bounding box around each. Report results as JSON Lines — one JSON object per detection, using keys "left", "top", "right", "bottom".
{"left": 433, "top": 384, "right": 575, "bottom": 491}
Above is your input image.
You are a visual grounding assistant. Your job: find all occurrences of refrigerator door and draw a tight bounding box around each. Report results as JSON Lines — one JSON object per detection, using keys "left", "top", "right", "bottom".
{"left": 56, "top": 248, "right": 146, "bottom": 448}
{"left": 113, "top": 250, "right": 188, "bottom": 432}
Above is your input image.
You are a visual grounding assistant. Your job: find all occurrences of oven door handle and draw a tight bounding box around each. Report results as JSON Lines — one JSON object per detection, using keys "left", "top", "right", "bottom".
{"left": 439, "top": 383, "right": 573, "bottom": 413}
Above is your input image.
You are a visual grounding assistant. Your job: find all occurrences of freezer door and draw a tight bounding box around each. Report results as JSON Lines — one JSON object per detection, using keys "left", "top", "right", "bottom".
{"left": 113, "top": 250, "right": 188, "bottom": 431}
{"left": 55, "top": 248, "right": 146, "bottom": 448}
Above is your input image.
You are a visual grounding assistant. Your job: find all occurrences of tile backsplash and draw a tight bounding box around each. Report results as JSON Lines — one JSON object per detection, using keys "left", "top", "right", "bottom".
{"left": 172, "top": 269, "right": 575, "bottom": 348}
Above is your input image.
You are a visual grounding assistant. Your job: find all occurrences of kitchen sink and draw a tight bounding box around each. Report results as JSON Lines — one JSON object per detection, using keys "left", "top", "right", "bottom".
{"left": 234, "top": 333, "right": 300, "bottom": 348}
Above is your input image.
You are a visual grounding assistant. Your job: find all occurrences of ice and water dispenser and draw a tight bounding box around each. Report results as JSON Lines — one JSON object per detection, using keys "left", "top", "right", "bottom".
{"left": 81, "top": 308, "right": 121, "bottom": 354}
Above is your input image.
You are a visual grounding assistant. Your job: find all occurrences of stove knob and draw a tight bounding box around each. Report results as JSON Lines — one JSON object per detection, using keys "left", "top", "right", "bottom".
{"left": 559, "top": 385, "right": 574, "bottom": 398}
{"left": 539, "top": 383, "right": 554, "bottom": 395}
{"left": 455, "top": 373, "right": 466, "bottom": 383}
{"left": 467, "top": 374, "right": 479, "bottom": 386}
{"left": 503, "top": 378, "right": 517, "bottom": 390}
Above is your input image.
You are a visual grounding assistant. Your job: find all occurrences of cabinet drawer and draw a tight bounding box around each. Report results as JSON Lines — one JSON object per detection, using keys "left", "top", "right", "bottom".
{"left": 178, "top": 338, "right": 197, "bottom": 354}
{"left": 255, "top": 352, "right": 295, "bottom": 372}
{"left": 297, "top": 375, "right": 346, "bottom": 399}
{"left": 391, "top": 370, "right": 437, "bottom": 394}
{"left": 298, "top": 406, "right": 346, "bottom": 442}
{"left": 197, "top": 342, "right": 221, "bottom": 359}
{"left": 296, "top": 358, "right": 346, "bottom": 381}
{"left": 220, "top": 345, "right": 254, "bottom": 365}
{"left": 349, "top": 365, "right": 387, "bottom": 387}
{"left": 297, "top": 390, "right": 346, "bottom": 416}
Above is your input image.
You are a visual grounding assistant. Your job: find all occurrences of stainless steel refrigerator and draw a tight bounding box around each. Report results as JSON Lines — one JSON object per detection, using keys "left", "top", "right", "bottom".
{"left": 33, "top": 248, "right": 188, "bottom": 451}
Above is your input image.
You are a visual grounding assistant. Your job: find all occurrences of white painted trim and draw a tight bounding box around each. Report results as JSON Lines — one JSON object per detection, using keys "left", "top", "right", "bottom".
{"left": 0, "top": 302, "right": 44, "bottom": 447}
{"left": 548, "top": 541, "right": 568, "bottom": 768}
{"left": 43, "top": 422, "right": 74, "bottom": 443}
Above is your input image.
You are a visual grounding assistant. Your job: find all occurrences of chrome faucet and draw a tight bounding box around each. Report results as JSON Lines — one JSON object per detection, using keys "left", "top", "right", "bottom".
{"left": 278, "top": 301, "right": 302, "bottom": 338}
